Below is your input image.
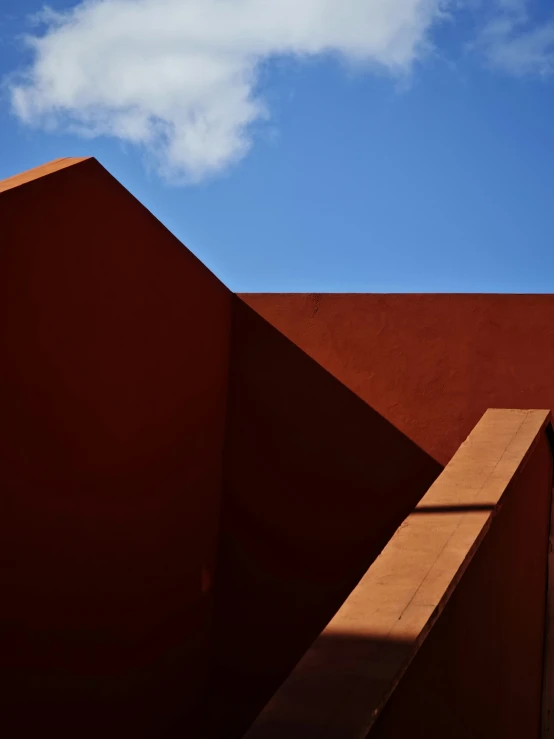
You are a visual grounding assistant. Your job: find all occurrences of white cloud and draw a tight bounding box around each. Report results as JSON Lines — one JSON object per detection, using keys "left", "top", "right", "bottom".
{"left": 477, "top": 0, "right": 554, "bottom": 77}
{"left": 9, "top": 0, "right": 448, "bottom": 183}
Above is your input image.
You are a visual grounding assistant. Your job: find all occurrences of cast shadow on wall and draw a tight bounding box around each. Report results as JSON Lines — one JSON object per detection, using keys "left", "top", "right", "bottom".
{"left": 194, "top": 298, "right": 443, "bottom": 738}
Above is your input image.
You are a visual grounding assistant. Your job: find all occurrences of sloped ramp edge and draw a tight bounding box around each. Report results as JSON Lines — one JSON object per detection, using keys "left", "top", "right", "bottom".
{"left": 245, "top": 408, "right": 552, "bottom": 738}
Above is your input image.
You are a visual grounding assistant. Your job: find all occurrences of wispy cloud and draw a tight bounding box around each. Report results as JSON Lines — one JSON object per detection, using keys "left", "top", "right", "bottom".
{"left": 8, "top": 0, "right": 449, "bottom": 183}
{"left": 7, "top": 0, "right": 554, "bottom": 184}
{"left": 477, "top": 0, "right": 554, "bottom": 77}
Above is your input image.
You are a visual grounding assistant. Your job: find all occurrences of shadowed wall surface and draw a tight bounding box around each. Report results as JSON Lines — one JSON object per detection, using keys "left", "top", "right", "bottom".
{"left": 201, "top": 298, "right": 442, "bottom": 738}
{"left": 240, "top": 293, "right": 554, "bottom": 464}
{"left": 370, "top": 424, "right": 552, "bottom": 738}
{"left": 0, "top": 159, "right": 232, "bottom": 737}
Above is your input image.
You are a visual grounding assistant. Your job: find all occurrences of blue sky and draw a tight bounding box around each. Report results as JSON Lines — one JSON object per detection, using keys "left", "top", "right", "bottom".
{"left": 1, "top": 0, "right": 554, "bottom": 292}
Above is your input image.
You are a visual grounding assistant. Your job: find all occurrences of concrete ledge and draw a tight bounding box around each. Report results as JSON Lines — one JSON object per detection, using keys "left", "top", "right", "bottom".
{"left": 245, "top": 409, "right": 551, "bottom": 738}
{"left": 0, "top": 157, "right": 90, "bottom": 195}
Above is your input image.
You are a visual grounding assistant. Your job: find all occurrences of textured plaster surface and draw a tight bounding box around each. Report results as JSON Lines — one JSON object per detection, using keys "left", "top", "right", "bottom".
{"left": 240, "top": 293, "right": 554, "bottom": 464}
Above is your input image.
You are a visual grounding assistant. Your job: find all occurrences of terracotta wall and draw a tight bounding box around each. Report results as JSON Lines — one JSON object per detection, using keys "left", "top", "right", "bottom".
{"left": 202, "top": 299, "right": 442, "bottom": 738}
{"left": 240, "top": 293, "right": 554, "bottom": 464}
{"left": 370, "top": 427, "right": 552, "bottom": 739}
{"left": 0, "top": 160, "right": 232, "bottom": 737}
{"left": 6, "top": 160, "right": 553, "bottom": 738}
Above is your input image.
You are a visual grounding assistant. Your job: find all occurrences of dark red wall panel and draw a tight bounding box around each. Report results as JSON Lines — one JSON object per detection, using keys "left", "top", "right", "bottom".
{"left": 0, "top": 160, "right": 232, "bottom": 737}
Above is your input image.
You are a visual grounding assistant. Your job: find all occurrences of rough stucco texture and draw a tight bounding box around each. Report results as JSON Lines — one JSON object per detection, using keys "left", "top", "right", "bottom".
{"left": 0, "top": 159, "right": 232, "bottom": 737}
{"left": 370, "top": 427, "right": 552, "bottom": 739}
{"left": 239, "top": 293, "right": 554, "bottom": 464}
{"left": 199, "top": 298, "right": 442, "bottom": 738}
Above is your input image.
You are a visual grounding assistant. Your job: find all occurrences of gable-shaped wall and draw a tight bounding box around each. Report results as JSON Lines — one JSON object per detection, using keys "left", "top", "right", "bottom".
{"left": 0, "top": 159, "right": 232, "bottom": 736}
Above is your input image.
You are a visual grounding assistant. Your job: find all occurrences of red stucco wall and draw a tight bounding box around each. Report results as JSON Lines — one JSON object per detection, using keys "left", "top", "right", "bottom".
{"left": 240, "top": 293, "right": 554, "bottom": 464}
{"left": 370, "top": 427, "right": 552, "bottom": 738}
{"left": 200, "top": 299, "right": 442, "bottom": 738}
{"left": 0, "top": 160, "right": 232, "bottom": 736}
{"left": 5, "top": 159, "right": 553, "bottom": 737}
